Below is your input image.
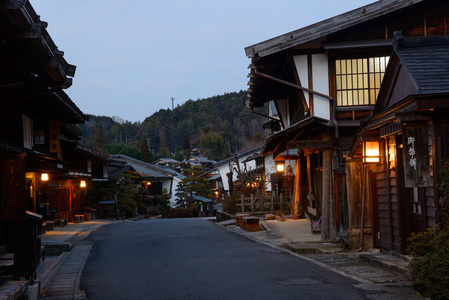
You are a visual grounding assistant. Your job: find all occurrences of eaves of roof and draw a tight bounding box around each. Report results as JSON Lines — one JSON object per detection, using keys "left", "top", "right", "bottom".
{"left": 245, "top": 0, "right": 423, "bottom": 58}
{"left": 261, "top": 116, "right": 330, "bottom": 155}
{"left": 214, "top": 146, "right": 263, "bottom": 168}
{"left": 113, "top": 154, "right": 184, "bottom": 179}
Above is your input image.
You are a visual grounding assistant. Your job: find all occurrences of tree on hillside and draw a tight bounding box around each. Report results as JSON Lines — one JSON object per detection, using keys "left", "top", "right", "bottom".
{"left": 159, "top": 125, "right": 169, "bottom": 156}
{"left": 183, "top": 133, "right": 190, "bottom": 157}
{"left": 104, "top": 143, "right": 141, "bottom": 159}
{"left": 93, "top": 125, "right": 107, "bottom": 151}
{"left": 199, "top": 130, "right": 224, "bottom": 161}
{"left": 139, "top": 138, "right": 150, "bottom": 162}
{"left": 78, "top": 90, "right": 268, "bottom": 161}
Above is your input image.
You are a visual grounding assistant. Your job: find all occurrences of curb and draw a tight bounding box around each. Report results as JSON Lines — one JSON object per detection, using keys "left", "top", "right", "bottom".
{"left": 359, "top": 254, "right": 412, "bottom": 276}
{"left": 39, "top": 251, "right": 71, "bottom": 296}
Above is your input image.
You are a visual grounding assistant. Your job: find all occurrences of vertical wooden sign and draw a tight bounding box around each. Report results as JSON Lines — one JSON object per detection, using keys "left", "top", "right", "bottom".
{"left": 402, "top": 124, "right": 432, "bottom": 187}
{"left": 49, "top": 121, "right": 60, "bottom": 153}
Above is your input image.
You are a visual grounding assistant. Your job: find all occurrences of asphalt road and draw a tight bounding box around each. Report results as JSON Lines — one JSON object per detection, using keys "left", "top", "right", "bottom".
{"left": 81, "top": 218, "right": 367, "bottom": 300}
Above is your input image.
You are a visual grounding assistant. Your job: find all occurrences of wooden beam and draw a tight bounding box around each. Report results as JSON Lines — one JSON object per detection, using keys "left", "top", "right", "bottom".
{"left": 287, "top": 140, "right": 331, "bottom": 149}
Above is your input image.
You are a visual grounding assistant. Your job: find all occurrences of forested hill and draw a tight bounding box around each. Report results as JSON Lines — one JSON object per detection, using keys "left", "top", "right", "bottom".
{"left": 78, "top": 90, "right": 268, "bottom": 162}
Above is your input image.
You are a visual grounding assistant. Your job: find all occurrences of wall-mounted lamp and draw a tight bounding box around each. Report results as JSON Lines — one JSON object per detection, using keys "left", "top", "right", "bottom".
{"left": 146, "top": 181, "right": 151, "bottom": 186}
{"left": 41, "top": 173, "right": 49, "bottom": 181}
{"left": 215, "top": 191, "right": 219, "bottom": 196}
{"left": 80, "top": 180, "right": 87, "bottom": 188}
{"left": 363, "top": 141, "right": 380, "bottom": 163}
{"left": 276, "top": 162, "right": 285, "bottom": 173}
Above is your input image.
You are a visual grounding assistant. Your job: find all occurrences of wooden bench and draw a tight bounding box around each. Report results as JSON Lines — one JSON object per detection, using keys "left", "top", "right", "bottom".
{"left": 55, "top": 218, "right": 67, "bottom": 227}
{"left": 43, "top": 220, "right": 55, "bottom": 231}
{"left": 235, "top": 213, "right": 251, "bottom": 228}
{"left": 241, "top": 216, "right": 260, "bottom": 232}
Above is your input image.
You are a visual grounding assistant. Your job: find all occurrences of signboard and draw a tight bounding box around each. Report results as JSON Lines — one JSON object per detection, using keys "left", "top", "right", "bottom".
{"left": 403, "top": 124, "right": 432, "bottom": 187}
{"left": 34, "top": 130, "right": 45, "bottom": 144}
{"left": 49, "top": 121, "right": 60, "bottom": 153}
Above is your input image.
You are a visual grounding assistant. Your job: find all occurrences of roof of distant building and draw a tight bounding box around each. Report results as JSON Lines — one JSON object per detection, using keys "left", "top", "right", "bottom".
{"left": 112, "top": 154, "right": 185, "bottom": 180}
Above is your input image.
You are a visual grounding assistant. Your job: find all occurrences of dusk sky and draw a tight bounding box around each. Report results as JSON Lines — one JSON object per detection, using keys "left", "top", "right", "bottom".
{"left": 32, "top": 0, "right": 376, "bottom": 123}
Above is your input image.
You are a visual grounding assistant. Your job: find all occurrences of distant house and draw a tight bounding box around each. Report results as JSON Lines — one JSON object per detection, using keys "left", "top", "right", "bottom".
{"left": 214, "top": 147, "right": 266, "bottom": 195}
{"left": 111, "top": 154, "right": 185, "bottom": 207}
{"left": 153, "top": 158, "right": 181, "bottom": 172}
{"left": 184, "top": 155, "right": 217, "bottom": 171}
{"left": 244, "top": 0, "right": 447, "bottom": 251}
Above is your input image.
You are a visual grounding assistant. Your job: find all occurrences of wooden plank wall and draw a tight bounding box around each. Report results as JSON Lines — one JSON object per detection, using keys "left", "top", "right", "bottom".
{"left": 377, "top": 135, "right": 401, "bottom": 252}
{"left": 425, "top": 125, "right": 436, "bottom": 228}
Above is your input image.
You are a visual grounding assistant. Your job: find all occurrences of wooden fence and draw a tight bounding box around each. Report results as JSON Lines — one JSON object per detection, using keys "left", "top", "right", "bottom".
{"left": 235, "top": 194, "right": 288, "bottom": 214}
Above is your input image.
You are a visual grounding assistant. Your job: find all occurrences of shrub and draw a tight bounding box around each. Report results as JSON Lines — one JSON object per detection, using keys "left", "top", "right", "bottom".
{"left": 148, "top": 207, "right": 160, "bottom": 216}
{"left": 117, "top": 198, "right": 136, "bottom": 218}
{"left": 222, "top": 195, "right": 238, "bottom": 214}
{"left": 407, "top": 160, "right": 449, "bottom": 299}
{"left": 407, "top": 224, "right": 449, "bottom": 299}
{"left": 164, "top": 208, "right": 197, "bottom": 218}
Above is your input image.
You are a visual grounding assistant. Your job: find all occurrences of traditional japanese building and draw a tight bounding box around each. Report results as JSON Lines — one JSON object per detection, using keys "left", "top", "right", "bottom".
{"left": 0, "top": 0, "right": 98, "bottom": 281}
{"left": 244, "top": 0, "right": 448, "bottom": 250}
{"left": 349, "top": 32, "right": 449, "bottom": 254}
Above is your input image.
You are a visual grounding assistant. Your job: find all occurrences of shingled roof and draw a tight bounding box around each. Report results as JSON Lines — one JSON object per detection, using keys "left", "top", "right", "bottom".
{"left": 393, "top": 34, "right": 449, "bottom": 95}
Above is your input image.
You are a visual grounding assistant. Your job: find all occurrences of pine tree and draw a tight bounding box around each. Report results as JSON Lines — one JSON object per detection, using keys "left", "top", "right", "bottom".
{"left": 93, "top": 125, "right": 107, "bottom": 151}
{"left": 175, "top": 165, "right": 210, "bottom": 208}
{"left": 183, "top": 133, "right": 190, "bottom": 157}
{"left": 140, "top": 138, "right": 150, "bottom": 162}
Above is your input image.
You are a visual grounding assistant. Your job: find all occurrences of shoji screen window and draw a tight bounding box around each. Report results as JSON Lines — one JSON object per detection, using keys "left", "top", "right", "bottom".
{"left": 335, "top": 56, "right": 389, "bottom": 106}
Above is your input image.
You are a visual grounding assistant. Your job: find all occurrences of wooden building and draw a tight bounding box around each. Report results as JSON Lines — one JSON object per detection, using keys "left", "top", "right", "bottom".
{"left": 110, "top": 154, "right": 186, "bottom": 207}
{"left": 349, "top": 33, "right": 449, "bottom": 254}
{"left": 244, "top": 0, "right": 449, "bottom": 249}
{"left": 0, "top": 0, "right": 95, "bottom": 281}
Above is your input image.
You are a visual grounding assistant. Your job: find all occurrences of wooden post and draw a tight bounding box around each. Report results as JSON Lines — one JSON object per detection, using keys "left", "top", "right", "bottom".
{"left": 322, "top": 149, "right": 331, "bottom": 240}
{"left": 280, "top": 193, "right": 283, "bottom": 211}
{"left": 250, "top": 194, "right": 254, "bottom": 212}
{"left": 271, "top": 195, "right": 274, "bottom": 213}
{"left": 293, "top": 160, "right": 301, "bottom": 216}
{"left": 241, "top": 194, "right": 245, "bottom": 213}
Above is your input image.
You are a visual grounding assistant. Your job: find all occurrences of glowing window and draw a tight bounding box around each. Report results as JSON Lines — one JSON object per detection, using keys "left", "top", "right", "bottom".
{"left": 335, "top": 56, "right": 389, "bottom": 106}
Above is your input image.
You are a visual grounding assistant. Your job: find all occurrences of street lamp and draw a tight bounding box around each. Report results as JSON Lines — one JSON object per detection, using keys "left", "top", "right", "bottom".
{"left": 363, "top": 141, "right": 380, "bottom": 163}
{"left": 276, "top": 162, "right": 285, "bottom": 173}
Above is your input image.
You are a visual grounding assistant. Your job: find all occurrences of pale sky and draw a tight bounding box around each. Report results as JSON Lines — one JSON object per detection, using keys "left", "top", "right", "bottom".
{"left": 32, "top": 0, "right": 376, "bottom": 123}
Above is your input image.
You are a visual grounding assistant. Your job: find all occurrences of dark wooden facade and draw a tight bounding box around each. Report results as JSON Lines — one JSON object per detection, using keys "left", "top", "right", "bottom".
{"left": 352, "top": 33, "right": 449, "bottom": 254}
{"left": 245, "top": 0, "right": 449, "bottom": 249}
{"left": 0, "top": 0, "right": 104, "bottom": 280}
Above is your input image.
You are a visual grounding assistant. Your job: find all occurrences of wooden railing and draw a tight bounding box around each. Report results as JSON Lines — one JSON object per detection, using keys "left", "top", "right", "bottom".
{"left": 235, "top": 194, "right": 287, "bottom": 213}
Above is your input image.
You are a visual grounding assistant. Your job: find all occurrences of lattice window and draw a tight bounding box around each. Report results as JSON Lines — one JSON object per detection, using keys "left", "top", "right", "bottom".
{"left": 335, "top": 56, "right": 390, "bottom": 106}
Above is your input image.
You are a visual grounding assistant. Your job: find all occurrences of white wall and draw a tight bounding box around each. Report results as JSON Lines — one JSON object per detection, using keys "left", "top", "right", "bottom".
{"left": 217, "top": 155, "right": 258, "bottom": 193}
{"left": 162, "top": 177, "right": 179, "bottom": 207}
{"left": 312, "top": 54, "right": 330, "bottom": 120}
{"left": 275, "top": 99, "right": 289, "bottom": 128}
{"left": 293, "top": 54, "right": 330, "bottom": 120}
{"left": 264, "top": 153, "right": 275, "bottom": 191}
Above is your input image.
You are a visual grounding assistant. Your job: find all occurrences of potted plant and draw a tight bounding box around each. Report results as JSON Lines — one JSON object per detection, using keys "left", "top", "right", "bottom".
{"left": 275, "top": 209, "right": 285, "bottom": 221}
{"left": 289, "top": 203, "right": 302, "bottom": 219}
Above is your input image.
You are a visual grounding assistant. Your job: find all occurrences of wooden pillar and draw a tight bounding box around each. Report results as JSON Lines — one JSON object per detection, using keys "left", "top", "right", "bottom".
{"left": 293, "top": 159, "right": 301, "bottom": 216}
{"left": 322, "top": 149, "right": 331, "bottom": 240}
